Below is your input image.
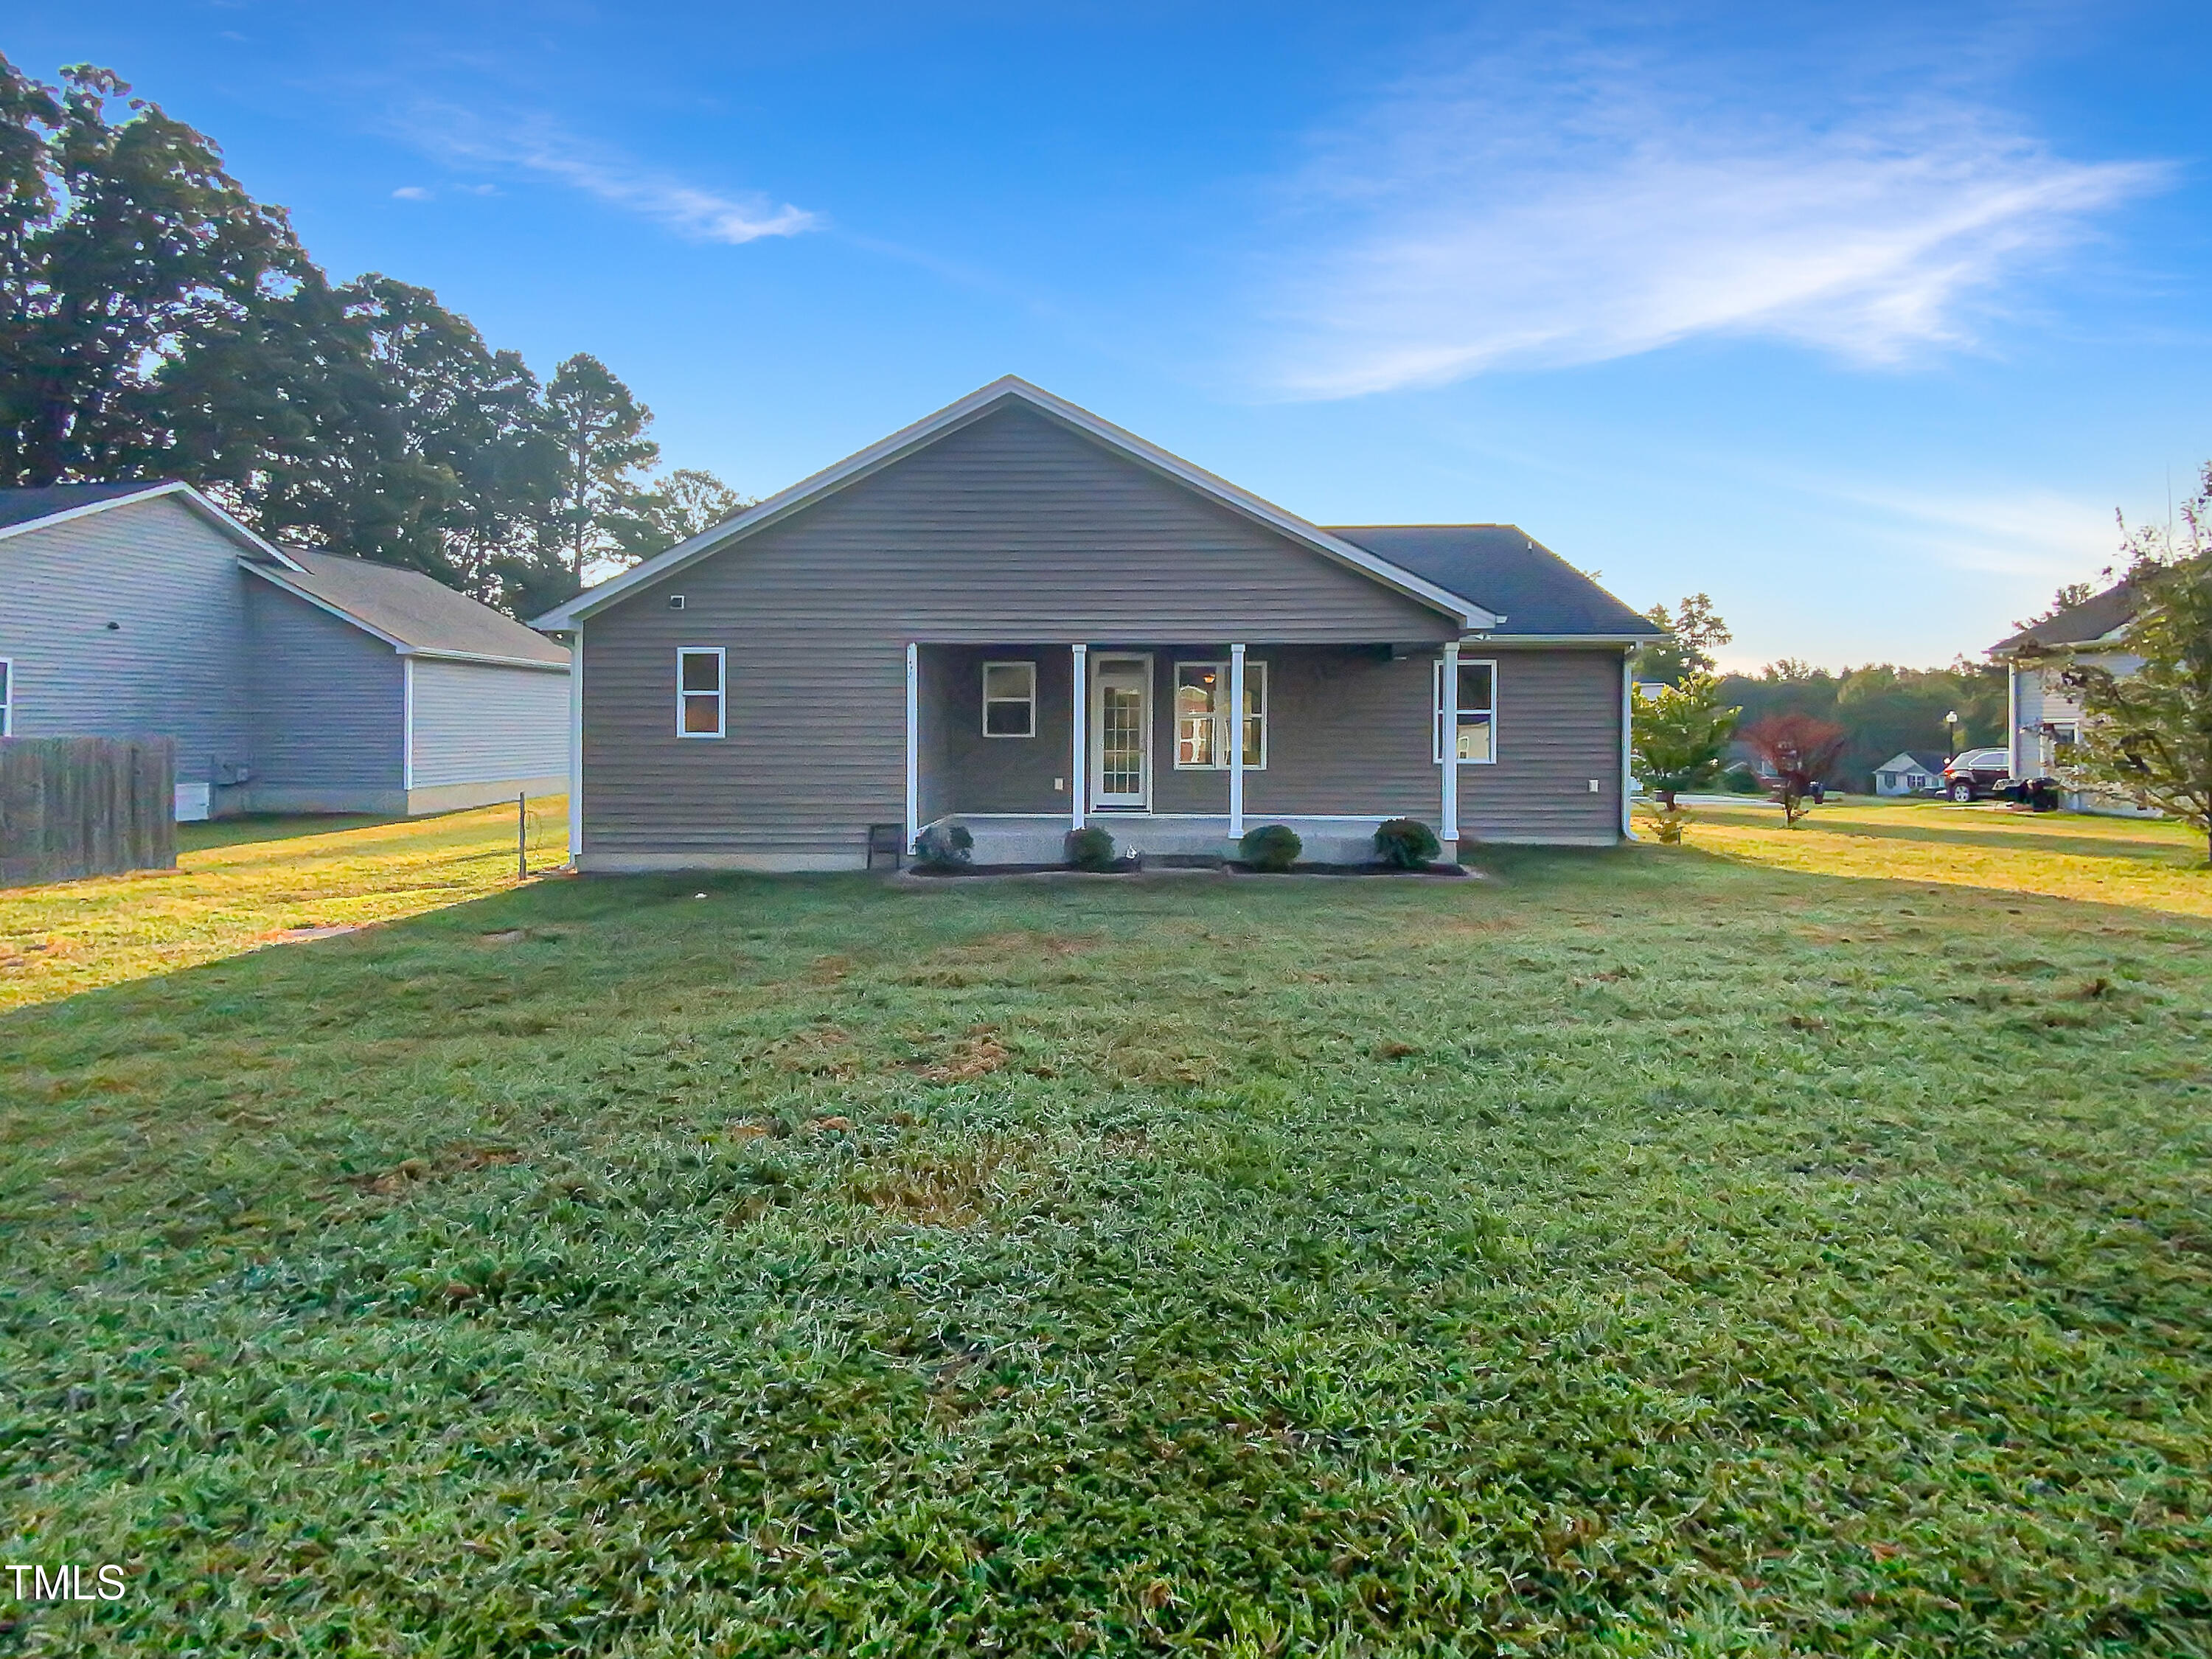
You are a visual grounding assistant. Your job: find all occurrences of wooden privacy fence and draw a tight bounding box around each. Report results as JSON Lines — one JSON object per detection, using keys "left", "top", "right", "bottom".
{"left": 0, "top": 737, "right": 177, "bottom": 887}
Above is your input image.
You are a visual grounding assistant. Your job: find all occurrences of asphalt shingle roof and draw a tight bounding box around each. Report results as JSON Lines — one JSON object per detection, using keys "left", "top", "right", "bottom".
{"left": 0, "top": 481, "right": 175, "bottom": 532}
{"left": 1990, "top": 580, "right": 2137, "bottom": 653}
{"left": 1325, "top": 525, "right": 1659, "bottom": 638}
{"left": 270, "top": 549, "right": 570, "bottom": 667}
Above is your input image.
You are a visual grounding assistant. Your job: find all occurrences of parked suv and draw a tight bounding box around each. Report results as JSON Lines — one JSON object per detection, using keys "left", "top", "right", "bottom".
{"left": 1942, "top": 748, "right": 2063, "bottom": 810}
{"left": 1942, "top": 748, "right": 2012, "bottom": 802}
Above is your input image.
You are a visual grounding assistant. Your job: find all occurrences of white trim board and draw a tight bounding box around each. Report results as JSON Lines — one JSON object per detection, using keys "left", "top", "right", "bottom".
{"left": 532, "top": 378, "right": 1500, "bottom": 633}
{"left": 0, "top": 481, "right": 302, "bottom": 567}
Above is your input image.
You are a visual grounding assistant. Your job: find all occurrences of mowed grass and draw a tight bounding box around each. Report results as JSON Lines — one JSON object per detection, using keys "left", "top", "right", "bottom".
{"left": 0, "top": 801, "right": 566, "bottom": 1013}
{"left": 3, "top": 806, "right": 2211, "bottom": 1654}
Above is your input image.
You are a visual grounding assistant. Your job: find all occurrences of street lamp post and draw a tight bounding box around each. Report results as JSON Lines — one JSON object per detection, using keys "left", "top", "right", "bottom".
{"left": 1944, "top": 709, "right": 1961, "bottom": 757}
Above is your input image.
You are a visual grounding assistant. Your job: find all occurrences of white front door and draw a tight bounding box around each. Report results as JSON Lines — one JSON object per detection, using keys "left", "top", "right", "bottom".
{"left": 1089, "top": 654, "right": 1151, "bottom": 808}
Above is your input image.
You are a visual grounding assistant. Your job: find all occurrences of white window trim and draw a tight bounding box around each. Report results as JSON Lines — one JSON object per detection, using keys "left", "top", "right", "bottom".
{"left": 0, "top": 657, "right": 11, "bottom": 737}
{"left": 1434, "top": 655, "right": 1498, "bottom": 765}
{"left": 1172, "top": 658, "right": 1267, "bottom": 771}
{"left": 981, "top": 659, "right": 1037, "bottom": 738}
{"left": 676, "top": 647, "right": 726, "bottom": 739}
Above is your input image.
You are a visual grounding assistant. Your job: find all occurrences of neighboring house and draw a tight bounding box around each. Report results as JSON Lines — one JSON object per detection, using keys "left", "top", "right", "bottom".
{"left": 0, "top": 481, "right": 571, "bottom": 819}
{"left": 1872, "top": 752, "right": 1945, "bottom": 796}
{"left": 1987, "top": 581, "right": 2156, "bottom": 816}
{"left": 532, "top": 377, "right": 1659, "bottom": 872}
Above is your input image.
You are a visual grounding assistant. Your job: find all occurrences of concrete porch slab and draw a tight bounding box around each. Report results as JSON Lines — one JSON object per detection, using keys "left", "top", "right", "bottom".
{"left": 935, "top": 813, "right": 1408, "bottom": 866}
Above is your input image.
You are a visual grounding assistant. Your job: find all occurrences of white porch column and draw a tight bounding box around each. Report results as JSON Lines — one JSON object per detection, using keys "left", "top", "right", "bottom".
{"left": 1070, "top": 643, "right": 1088, "bottom": 830}
{"left": 1228, "top": 643, "right": 1248, "bottom": 839}
{"left": 1440, "top": 639, "right": 1461, "bottom": 845}
{"left": 904, "top": 642, "right": 920, "bottom": 852}
{"left": 1620, "top": 648, "right": 1637, "bottom": 841}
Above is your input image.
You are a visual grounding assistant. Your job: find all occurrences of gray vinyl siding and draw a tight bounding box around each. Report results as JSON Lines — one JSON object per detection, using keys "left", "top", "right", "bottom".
{"left": 245, "top": 580, "right": 403, "bottom": 801}
{"left": 922, "top": 644, "right": 1625, "bottom": 841}
{"left": 0, "top": 495, "right": 254, "bottom": 809}
{"left": 582, "top": 403, "right": 1454, "bottom": 860}
{"left": 409, "top": 656, "right": 570, "bottom": 788}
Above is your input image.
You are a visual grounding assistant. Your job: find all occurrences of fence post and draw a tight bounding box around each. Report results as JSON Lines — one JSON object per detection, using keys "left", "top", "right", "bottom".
{"left": 518, "top": 793, "right": 528, "bottom": 880}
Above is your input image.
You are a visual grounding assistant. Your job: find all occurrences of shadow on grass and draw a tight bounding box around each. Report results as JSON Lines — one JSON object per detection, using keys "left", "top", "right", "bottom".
{"left": 178, "top": 813, "right": 406, "bottom": 852}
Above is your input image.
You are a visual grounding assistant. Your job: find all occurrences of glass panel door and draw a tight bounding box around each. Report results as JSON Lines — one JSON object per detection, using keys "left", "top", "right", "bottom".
{"left": 1090, "top": 655, "right": 1150, "bottom": 807}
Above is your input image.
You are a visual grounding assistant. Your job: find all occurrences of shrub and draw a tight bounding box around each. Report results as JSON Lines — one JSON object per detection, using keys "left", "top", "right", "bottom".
{"left": 1636, "top": 804, "right": 1689, "bottom": 844}
{"left": 913, "top": 823, "right": 973, "bottom": 869}
{"left": 1066, "top": 826, "right": 1117, "bottom": 871}
{"left": 1372, "top": 817, "right": 1441, "bottom": 869}
{"left": 1239, "top": 824, "right": 1302, "bottom": 872}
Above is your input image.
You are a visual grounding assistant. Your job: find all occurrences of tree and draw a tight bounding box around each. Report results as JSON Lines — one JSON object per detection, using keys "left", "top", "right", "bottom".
{"left": 2039, "top": 467, "right": 2212, "bottom": 863}
{"left": 1741, "top": 712, "right": 1848, "bottom": 827}
{"left": 1635, "top": 592, "right": 1733, "bottom": 684}
{"left": 159, "top": 271, "right": 560, "bottom": 600}
{"left": 604, "top": 466, "right": 751, "bottom": 564}
{"left": 0, "top": 57, "right": 302, "bottom": 486}
{"left": 536, "top": 352, "right": 658, "bottom": 601}
{"left": 1632, "top": 672, "right": 1740, "bottom": 808}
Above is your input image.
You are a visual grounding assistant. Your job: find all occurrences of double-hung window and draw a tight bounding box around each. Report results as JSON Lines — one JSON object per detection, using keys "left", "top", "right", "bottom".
{"left": 677, "top": 647, "right": 725, "bottom": 737}
{"left": 0, "top": 658, "right": 11, "bottom": 737}
{"left": 1174, "top": 660, "right": 1266, "bottom": 769}
{"left": 1433, "top": 658, "right": 1497, "bottom": 763}
{"left": 981, "top": 661, "right": 1036, "bottom": 737}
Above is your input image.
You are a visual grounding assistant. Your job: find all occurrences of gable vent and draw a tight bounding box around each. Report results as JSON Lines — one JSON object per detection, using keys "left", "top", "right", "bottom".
{"left": 667, "top": 594, "right": 686, "bottom": 611}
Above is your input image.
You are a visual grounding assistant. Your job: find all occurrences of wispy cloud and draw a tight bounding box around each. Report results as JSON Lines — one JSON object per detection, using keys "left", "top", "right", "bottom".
{"left": 1255, "top": 24, "right": 2166, "bottom": 397}
{"left": 391, "top": 185, "right": 432, "bottom": 201}
{"left": 399, "top": 105, "right": 818, "bottom": 246}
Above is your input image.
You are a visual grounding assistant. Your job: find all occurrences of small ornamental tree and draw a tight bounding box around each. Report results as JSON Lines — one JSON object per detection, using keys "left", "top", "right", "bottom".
{"left": 1631, "top": 672, "right": 1740, "bottom": 808}
{"left": 2038, "top": 536, "right": 2212, "bottom": 864}
{"left": 1741, "top": 712, "right": 1847, "bottom": 827}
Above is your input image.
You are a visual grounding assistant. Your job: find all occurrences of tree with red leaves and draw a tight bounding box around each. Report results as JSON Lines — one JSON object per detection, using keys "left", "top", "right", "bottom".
{"left": 1741, "top": 712, "right": 1848, "bottom": 827}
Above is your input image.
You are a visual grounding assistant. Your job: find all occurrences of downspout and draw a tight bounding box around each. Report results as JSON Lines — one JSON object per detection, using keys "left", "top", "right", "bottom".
{"left": 567, "top": 624, "right": 584, "bottom": 869}
{"left": 402, "top": 655, "right": 416, "bottom": 811}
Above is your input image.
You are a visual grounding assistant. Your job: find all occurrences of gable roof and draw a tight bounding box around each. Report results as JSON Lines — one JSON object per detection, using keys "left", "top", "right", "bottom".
{"left": 0, "top": 479, "right": 299, "bottom": 565}
{"left": 1326, "top": 526, "right": 1660, "bottom": 640}
{"left": 1875, "top": 751, "right": 1947, "bottom": 773}
{"left": 247, "top": 549, "right": 570, "bottom": 669}
{"left": 531, "top": 377, "right": 1500, "bottom": 632}
{"left": 1989, "top": 580, "right": 2137, "bottom": 654}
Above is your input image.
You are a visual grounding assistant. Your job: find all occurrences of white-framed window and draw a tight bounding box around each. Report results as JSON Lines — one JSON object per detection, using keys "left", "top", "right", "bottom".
{"left": 1433, "top": 657, "right": 1497, "bottom": 764}
{"left": 1174, "top": 660, "right": 1267, "bottom": 769}
{"left": 981, "top": 660, "right": 1036, "bottom": 737}
{"left": 0, "top": 658, "right": 11, "bottom": 737}
{"left": 676, "top": 647, "right": 725, "bottom": 738}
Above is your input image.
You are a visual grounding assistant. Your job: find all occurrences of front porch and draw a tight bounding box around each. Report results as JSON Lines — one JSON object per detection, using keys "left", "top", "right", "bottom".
{"left": 904, "top": 639, "right": 1494, "bottom": 864}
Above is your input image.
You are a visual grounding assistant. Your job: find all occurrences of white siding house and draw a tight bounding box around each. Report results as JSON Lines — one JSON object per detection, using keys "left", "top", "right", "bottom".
{"left": 1988, "top": 582, "right": 2157, "bottom": 818}
{"left": 0, "top": 482, "right": 570, "bottom": 819}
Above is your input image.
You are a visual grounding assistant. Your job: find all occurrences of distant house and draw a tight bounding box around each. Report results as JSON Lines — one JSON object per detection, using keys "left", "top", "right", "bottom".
{"left": 532, "top": 377, "right": 1660, "bottom": 871}
{"left": 1986, "top": 582, "right": 2156, "bottom": 817}
{"left": 0, "top": 481, "right": 571, "bottom": 820}
{"left": 1872, "top": 752, "right": 1944, "bottom": 796}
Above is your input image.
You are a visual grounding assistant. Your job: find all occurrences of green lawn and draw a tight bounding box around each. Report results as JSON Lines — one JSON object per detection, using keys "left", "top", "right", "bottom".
{"left": 4, "top": 806, "right": 2211, "bottom": 1653}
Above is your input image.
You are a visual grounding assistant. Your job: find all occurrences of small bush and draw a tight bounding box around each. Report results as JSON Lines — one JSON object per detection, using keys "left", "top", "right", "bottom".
{"left": 1372, "top": 818, "right": 1441, "bottom": 869}
{"left": 1637, "top": 805, "right": 1688, "bottom": 844}
{"left": 1066, "top": 826, "right": 1118, "bottom": 872}
{"left": 1722, "top": 766, "right": 1764, "bottom": 795}
{"left": 914, "top": 823, "right": 973, "bottom": 869}
{"left": 1239, "top": 824, "right": 1302, "bottom": 872}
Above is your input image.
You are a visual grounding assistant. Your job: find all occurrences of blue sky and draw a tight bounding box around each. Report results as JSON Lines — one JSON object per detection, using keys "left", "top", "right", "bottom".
{"left": 15, "top": 1, "right": 2212, "bottom": 667}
